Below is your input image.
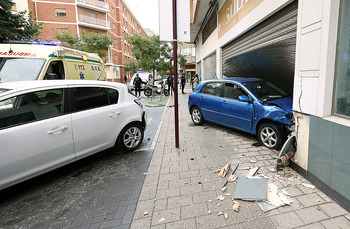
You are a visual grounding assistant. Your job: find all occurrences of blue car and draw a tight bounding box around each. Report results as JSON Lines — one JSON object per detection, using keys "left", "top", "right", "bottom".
{"left": 188, "top": 78, "right": 293, "bottom": 149}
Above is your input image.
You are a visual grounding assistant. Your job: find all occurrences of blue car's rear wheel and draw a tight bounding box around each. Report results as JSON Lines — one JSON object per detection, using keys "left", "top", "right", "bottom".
{"left": 191, "top": 107, "right": 204, "bottom": 125}
{"left": 258, "top": 123, "right": 285, "bottom": 150}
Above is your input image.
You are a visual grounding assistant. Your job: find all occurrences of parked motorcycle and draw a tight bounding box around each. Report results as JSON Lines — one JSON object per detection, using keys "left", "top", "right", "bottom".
{"left": 144, "top": 80, "right": 169, "bottom": 97}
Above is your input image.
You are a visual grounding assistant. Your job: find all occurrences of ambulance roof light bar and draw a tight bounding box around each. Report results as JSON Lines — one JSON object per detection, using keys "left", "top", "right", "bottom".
{"left": 9, "top": 40, "right": 60, "bottom": 46}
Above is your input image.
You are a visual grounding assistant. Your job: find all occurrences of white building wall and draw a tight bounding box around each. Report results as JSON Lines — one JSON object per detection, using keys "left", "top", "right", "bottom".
{"left": 293, "top": 0, "right": 340, "bottom": 169}
{"left": 13, "top": 0, "right": 29, "bottom": 12}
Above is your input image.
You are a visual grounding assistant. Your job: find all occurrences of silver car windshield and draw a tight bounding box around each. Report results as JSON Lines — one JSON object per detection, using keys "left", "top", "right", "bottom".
{"left": 243, "top": 80, "right": 289, "bottom": 102}
{"left": 0, "top": 58, "right": 45, "bottom": 82}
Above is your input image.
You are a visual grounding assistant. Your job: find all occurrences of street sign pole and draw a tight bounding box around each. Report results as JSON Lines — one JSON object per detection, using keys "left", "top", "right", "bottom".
{"left": 172, "top": 0, "right": 179, "bottom": 148}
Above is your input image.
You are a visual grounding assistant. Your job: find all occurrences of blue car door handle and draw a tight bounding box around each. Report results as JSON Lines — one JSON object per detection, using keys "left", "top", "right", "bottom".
{"left": 222, "top": 100, "right": 227, "bottom": 104}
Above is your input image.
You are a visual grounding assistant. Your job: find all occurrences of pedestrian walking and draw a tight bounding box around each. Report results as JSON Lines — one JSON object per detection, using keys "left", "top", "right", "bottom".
{"left": 124, "top": 75, "right": 127, "bottom": 84}
{"left": 180, "top": 74, "right": 186, "bottom": 93}
{"left": 134, "top": 73, "right": 142, "bottom": 97}
{"left": 193, "top": 74, "right": 199, "bottom": 90}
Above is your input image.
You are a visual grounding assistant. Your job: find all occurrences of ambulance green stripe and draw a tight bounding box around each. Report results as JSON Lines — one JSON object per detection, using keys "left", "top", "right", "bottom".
{"left": 48, "top": 54, "right": 101, "bottom": 63}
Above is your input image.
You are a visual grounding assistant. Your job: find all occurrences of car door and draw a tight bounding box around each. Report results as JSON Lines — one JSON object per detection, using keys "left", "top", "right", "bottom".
{"left": 0, "top": 88, "right": 74, "bottom": 188}
{"left": 71, "top": 86, "right": 124, "bottom": 158}
{"left": 220, "top": 83, "right": 253, "bottom": 132}
{"left": 198, "top": 82, "right": 223, "bottom": 123}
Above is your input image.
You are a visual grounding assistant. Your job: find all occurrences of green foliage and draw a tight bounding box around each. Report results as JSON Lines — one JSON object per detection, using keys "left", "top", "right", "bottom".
{"left": 179, "top": 55, "right": 187, "bottom": 68}
{"left": 0, "top": 0, "right": 43, "bottom": 42}
{"left": 55, "top": 32, "right": 114, "bottom": 59}
{"left": 125, "top": 34, "right": 173, "bottom": 76}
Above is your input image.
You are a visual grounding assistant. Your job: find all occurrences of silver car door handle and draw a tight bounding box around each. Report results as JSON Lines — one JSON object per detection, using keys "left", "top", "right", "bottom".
{"left": 109, "top": 111, "right": 121, "bottom": 117}
{"left": 48, "top": 126, "right": 68, "bottom": 135}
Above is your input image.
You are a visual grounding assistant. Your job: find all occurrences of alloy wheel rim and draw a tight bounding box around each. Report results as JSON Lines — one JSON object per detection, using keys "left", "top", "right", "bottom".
{"left": 192, "top": 109, "right": 201, "bottom": 123}
{"left": 123, "top": 127, "right": 142, "bottom": 148}
{"left": 260, "top": 127, "right": 277, "bottom": 148}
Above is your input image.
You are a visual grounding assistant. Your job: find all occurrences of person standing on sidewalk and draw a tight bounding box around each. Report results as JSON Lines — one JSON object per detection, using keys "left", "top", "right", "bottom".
{"left": 180, "top": 74, "right": 186, "bottom": 93}
{"left": 134, "top": 73, "right": 142, "bottom": 97}
{"left": 167, "top": 75, "right": 174, "bottom": 96}
{"left": 193, "top": 74, "right": 199, "bottom": 90}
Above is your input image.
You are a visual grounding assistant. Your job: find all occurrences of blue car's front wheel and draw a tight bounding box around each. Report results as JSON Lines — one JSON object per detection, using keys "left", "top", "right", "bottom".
{"left": 258, "top": 123, "right": 285, "bottom": 150}
{"left": 191, "top": 107, "right": 204, "bottom": 125}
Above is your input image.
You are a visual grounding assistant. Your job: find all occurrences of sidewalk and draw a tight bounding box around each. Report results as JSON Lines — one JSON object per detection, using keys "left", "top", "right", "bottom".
{"left": 131, "top": 84, "right": 350, "bottom": 229}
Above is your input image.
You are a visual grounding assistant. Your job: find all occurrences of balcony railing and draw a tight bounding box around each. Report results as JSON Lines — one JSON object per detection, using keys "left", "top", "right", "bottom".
{"left": 78, "top": 15, "right": 110, "bottom": 30}
{"left": 77, "top": 0, "right": 109, "bottom": 13}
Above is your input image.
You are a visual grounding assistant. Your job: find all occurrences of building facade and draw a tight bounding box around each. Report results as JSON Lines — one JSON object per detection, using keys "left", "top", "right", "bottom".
{"left": 13, "top": 0, "right": 147, "bottom": 82}
{"left": 190, "top": 0, "right": 350, "bottom": 211}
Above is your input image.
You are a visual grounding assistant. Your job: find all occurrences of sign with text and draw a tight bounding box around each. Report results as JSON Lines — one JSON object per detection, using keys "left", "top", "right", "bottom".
{"left": 159, "top": 0, "right": 190, "bottom": 42}
{"left": 218, "top": 0, "right": 264, "bottom": 38}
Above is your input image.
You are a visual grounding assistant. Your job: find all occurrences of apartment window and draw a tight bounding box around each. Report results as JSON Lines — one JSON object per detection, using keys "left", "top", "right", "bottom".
{"left": 112, "top": 22, "right": 116, "bottom": 31}
{"left": 115, "top": 55, "right": 118, "bottom": 64}
{"left": 334, "top": 0, "right": 350, "bottom": 118}
{"left": 111, "top": 6, "right": 114, "bottom": 15}
{"left": 55, "top": 9, "right": 67, "bottom": 17}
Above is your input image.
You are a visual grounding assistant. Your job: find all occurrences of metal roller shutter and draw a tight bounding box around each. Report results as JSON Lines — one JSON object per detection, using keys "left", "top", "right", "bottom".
{"left": 222, "top": 1, "right": 298, "bottom": 94}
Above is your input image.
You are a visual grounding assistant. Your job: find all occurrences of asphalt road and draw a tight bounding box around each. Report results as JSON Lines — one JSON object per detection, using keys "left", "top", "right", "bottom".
{"left": 0, "top": 106, "right": 164, "bottom": 229}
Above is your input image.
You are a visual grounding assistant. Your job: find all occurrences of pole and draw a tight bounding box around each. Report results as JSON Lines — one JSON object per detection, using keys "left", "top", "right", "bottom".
{"left": 172, "top": 0, "right": 179, "bottom": 148}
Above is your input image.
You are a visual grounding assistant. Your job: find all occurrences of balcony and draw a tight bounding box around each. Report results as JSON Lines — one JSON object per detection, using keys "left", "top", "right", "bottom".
{"left": 78, "top": 15, "right": 110, "bottom": 30}
{"left": 77, "top": 0, "right": 109, "bottom": 13}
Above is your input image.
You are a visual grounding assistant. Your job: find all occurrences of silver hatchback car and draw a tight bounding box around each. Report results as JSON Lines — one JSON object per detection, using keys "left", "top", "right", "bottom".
{"left": 0, "top": 80, "right": 146, "bottom": 190}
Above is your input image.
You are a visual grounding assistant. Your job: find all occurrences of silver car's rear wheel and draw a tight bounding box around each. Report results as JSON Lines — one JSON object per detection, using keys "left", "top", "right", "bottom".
{"left": 117, "top": 123, "right": 144, "bottom": 152}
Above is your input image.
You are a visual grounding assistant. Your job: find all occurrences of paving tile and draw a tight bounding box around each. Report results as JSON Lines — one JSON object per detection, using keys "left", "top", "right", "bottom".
{"left": 321, "top": 216, "right": 350, "bottom": 229}
{"left": 270, "top": 212, "right": 305, "bottom": 228}
{"left": 100, "top": 219, "right": 122, "bottom": 228}
{"left": 319, "top": 203, "right": 348, "bottom": 218}
{"left": 164, "top": 218, "right": 196, "bottom": 229}
{"left": 181, "top": 203, "right": 208, "bottom": 219}
{"left": 130, "top": 218, "right": 151, "bottom": 229}
{"left": 297, "top": 223, "right": 325, "bottom": 229}
{"left": 241, "top": 218, "right": 275, "bottom": 229}
{"left": 296, "top": 193, "right": 326, "bottom": 208}
{"left": 295, "top": 206, "right": 329, "bottom": 224}
{"left": 167, "top": 195, "right": 193, "bottom": 209}
{"left": 151, "top": 208, "right": 181, "bottom": 226}
{"left": 195, "top": 213, "right": 227, "bottom": 229}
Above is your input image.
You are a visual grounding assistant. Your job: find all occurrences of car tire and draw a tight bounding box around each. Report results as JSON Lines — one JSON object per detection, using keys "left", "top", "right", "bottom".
{"left": 144, "top": 88, "right": 152, "bottom": 97}
{"left": 258, "top": 123, "right": 286, "bottom": 150}
{"left": 117, "top": 123, "right": 144, "bottom": 153}
{"left": 191, "top": 107, "right": 204, "bottom": 125}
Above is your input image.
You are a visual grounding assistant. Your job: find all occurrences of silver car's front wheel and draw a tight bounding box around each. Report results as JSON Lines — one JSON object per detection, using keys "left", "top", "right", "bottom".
{"left": 117, "top": 123, "right": 144, "bottom": 152}
{"left": 258, "top": 123, "right": 285, "bottom": 150}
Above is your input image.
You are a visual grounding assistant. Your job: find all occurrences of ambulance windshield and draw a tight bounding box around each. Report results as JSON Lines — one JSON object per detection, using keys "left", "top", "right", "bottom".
{"left": 0, "top": 58, "right": 45, "bottom": 82}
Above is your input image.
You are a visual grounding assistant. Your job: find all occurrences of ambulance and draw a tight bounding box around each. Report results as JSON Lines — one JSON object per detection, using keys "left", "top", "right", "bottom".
{"left": 0, "top": 42, "right": 107, "bottom": 82}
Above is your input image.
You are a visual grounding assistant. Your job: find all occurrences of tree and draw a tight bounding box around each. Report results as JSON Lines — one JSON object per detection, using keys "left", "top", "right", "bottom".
{"left": 124, "top": 34, "right": 186, "bottom": 77}
{"left": 55, "top": 32, "right": 114, "bottom": 59}
{"left": 0, "top": 0, "right": 43, "bottom": 42}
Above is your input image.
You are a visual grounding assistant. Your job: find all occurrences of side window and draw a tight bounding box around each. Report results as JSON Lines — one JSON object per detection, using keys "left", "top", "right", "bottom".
{"left": 0, "top": 89, "right": 64, "bottom": 129}
{"left": 200, "top": 82, "right": 222, "bottom": 96}
{"left": 108, "top": 89, "right": 119, "bottom": 104}
{"left": 224, "top": 83, "right": 247, "bottom": 100}
{"left": 73, "top": 87, "right": 109, "bottom": 111}
{"left": 45, "top": 61, "right": 65, "bottom": 80}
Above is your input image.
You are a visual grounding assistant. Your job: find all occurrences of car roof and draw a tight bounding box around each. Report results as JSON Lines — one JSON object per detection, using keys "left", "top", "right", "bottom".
{"left": 204, "top": 77, "right": 264, "bottom": 84}
{"left": 0, "top": 80, "right": 126, "bottom": 94}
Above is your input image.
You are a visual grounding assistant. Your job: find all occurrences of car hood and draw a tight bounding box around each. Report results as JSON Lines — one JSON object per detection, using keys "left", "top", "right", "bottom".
{"left": 266, "top": 96, "right": 293, "bottom": 113}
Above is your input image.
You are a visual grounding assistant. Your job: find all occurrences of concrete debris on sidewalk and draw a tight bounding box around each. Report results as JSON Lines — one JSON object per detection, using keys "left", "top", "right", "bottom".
{"left": 219, "top": 163, "right": 231, "bottom": 177}
{"left": 233, "top": 178, "right": 268, "bottom": 201}
{"left": 257, "top": 183, "right": 293, "bottom": 212}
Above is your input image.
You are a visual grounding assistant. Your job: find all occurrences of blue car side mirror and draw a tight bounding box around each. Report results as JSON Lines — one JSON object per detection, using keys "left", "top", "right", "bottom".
{"left": 238, "top": 95, "right": 250, "bottom": 103}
